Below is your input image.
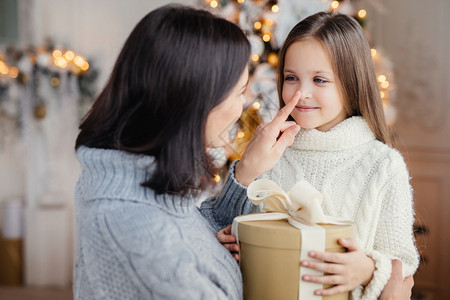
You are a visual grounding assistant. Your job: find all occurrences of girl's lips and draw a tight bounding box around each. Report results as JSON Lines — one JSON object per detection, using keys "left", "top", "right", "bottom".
{"left": 295, "top": 105, "right": 318, "bottom": 112}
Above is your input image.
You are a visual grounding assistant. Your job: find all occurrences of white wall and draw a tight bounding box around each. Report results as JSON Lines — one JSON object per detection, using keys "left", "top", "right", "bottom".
{"left": 30, "top": 0, "right": 197, "bottom": 96}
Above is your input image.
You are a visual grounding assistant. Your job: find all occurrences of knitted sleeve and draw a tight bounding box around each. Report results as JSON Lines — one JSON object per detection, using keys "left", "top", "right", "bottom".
{"left": 200, "top": 160, "right": 258, "bottom": 232}
{"left": 80, "top": 205, "right": 234, "bottom": 300}
{"left": 352, "top": 152, "right": 420, "bottom": 299}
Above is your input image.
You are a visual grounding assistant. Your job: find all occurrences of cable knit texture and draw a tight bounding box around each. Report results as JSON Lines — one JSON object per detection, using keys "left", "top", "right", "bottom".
{"left": 263, "top": 117, "right": 419, "bottom": 300}
{"left": 74, "top": 146, "right": 255, "bottom": 300}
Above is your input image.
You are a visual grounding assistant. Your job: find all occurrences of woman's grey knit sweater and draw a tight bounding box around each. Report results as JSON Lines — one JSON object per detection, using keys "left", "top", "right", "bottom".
{"left": 74, "top": 146, "right": 255, "bottom": 299}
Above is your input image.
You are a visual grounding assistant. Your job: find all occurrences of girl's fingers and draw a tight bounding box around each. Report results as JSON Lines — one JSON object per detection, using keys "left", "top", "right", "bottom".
{"left": 338, "top": 238, "right": 359, "bottom": 251}
{"left": 301, "top": 260, "right": 344, "bottom": 274}
{"left": 223, "top": 243, "right": 239, "bottom": 253}
{"left": 314, "top": 284, "right": 348, "bottom": 296}
{"left": 302, "top": 274, "right": 349, "bottom": 296}
{"left": 218, "top": 234, "right": 236, "bottom": 243}
{"left": 222, "top": 225, "right": 232, "bottom": 235}
{"left": 216, "top": 226, "right": 236, "bottom": 244}
{"left": 307, "top": 250, "right": 346, "bottom": 264}
{"left": 302, "top": 274, "right": 343, "bottom": 286}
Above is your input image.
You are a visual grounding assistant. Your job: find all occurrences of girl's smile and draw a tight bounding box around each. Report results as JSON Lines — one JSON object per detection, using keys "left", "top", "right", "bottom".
{"left": 295, "top": 104, "right": 319, "bottom": 112}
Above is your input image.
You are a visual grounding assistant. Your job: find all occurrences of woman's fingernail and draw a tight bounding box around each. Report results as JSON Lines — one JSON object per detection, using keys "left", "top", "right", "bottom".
{"left": 309, "top": 251, "right": 316, "bottom": 257}
{"left": 302, "top": 261, "right": 309, "bottom": 267}
{"left": 303, "top": 275, "right": 310, "bottom": 281}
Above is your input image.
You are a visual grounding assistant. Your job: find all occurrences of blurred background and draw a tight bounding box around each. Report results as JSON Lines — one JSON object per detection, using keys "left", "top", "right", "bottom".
{"left": 0, "top": 0, "right": 448, "bottom": 299}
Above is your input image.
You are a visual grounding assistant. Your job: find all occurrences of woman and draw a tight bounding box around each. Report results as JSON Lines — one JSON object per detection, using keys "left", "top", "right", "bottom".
{"left": 74, "top": 5, "right": 300, "bottom": 299}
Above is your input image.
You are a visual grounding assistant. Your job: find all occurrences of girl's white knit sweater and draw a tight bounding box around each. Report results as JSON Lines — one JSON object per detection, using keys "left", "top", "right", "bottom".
{"left": 263, "top": 116, "right": 419, "bottom": 300}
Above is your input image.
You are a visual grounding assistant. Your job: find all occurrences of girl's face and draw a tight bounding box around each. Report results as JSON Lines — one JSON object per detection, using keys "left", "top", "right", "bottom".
{"left": 205, "top": 66, "right": 249, "bottom": 148}
{"left": 282, "top": 38, "right": 346, "bottom": 132}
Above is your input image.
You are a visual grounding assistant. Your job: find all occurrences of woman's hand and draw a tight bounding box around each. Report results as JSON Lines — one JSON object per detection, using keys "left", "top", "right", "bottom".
{"left": 300, "top": 238, "right": 375, "bottom": 296}
{"left": 379, "top": 260, "right": 414, "bottom": 300}
{"left": 234, "top": 91, "right": 301, "bottom": 186}
{"left": 216, "top": 225, "right": 240, "bottom": 261}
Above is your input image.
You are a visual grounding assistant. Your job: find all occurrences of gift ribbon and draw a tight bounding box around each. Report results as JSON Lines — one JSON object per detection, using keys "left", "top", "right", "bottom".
{"left": 232, "top": 179, "right": 349, "bottom": 300}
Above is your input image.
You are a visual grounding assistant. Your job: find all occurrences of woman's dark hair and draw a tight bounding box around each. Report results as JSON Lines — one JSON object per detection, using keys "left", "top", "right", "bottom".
{"left": 75, "top": 5, "right": 250, "bottom": 196}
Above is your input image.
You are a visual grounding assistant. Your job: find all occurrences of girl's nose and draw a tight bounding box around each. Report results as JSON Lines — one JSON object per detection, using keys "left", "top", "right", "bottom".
{"left": 299, "top": 86, "right": 312, "bottom": 101}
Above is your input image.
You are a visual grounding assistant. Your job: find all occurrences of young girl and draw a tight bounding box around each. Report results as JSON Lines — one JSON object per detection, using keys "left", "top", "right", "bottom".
{"left": 220, "top": 11, "right": 419, "bottom": 299}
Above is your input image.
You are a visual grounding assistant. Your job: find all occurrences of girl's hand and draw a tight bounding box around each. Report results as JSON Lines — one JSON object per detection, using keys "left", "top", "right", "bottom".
{"left": 379, "top": 260, "right": 414, "bottom": 300}
{"left": 216, "top": 225, "right": 240, "bottom": 261}
{"left": 234, "top": 91, "right": 301, "bottom": 186}
{"left": 300, "top": 238, "right": 375, "bottom": 296}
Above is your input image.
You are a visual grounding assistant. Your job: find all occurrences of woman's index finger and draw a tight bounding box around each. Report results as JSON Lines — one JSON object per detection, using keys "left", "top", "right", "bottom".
{"left": 270, "top": 90, "right": 301, "bottom": 129}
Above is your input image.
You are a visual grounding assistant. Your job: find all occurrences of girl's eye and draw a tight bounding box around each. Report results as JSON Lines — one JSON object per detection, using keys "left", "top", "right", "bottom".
{"left": 284, "top": 75, "right": 297, "bottom": 81}
{"left": 314, "top": 77, "right": 328, "bottom": 84}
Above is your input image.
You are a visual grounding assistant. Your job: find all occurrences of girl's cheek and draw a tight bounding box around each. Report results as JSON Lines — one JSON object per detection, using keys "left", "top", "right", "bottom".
{"left": 281, "top": 91, "right": 290, "bottom": 105}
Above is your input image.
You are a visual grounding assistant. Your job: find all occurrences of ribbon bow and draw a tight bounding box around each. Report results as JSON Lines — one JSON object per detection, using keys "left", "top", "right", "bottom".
{"left": 247, "top": 179, "right": 327, "bottom": 225}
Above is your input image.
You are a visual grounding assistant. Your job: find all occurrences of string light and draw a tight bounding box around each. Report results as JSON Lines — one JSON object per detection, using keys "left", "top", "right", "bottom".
{"left": 358, "top": 9, "right": 367, "bottom": 19}
{"left": 381, "top": 81, "right": 390, "bottom": 89}
{"left": 0, "top": 61, "right": 9, "bottom": 75}
{"left": 50, "top": 76, "right": 60, "bottom": 87}
{"left": 251, "top": 54, "right": 260, "bottom": 62}
{"left": 80, "top": 61, "right": 89, "bottom": 71}
{"left": 54, "top": 56, "right": 68, "bottom": 68}
{"left": 9, "top": 66, "right": 19, "bottom": 78}
{"left": 237, "top": 0, "right": 245, "bottom": 3}
{"left": 52, "top": 50, "right": 62, "bottom": 58}
{"left": 330, "top": 1, "right": 339, "bottom": 10}
{"left": 210, "top": 0, "right": 218, "bottom": 8}
{"left": 254, "top": 21, "right": 262, "bottom": 30}
{"left": 378, "top": 75, "right": 387, "bottom": 82}
{"left": 252, "top": 101, "right": 261, "bottom": 110}
{"left": 268, "top": 52, "right": 278, "bottom": 66}
{"left": 237, "top": 131, "right": 245, "bottom": 139}
{"left": 371, "top": 48, "right": 377, "bottom": 57}
{"left": 64, "top": 50, "right": 75, "bottom": 61}
{"left": 262, "top": 34, "right": 271, "bottom": 42}
{"left": 213, "top": 174, "right": 221, "bottom": 183}
{"left": 271, "top": 5, "right": 279, "bottom": 13}
{"left": 263, "top": 19, "right": 274, "bottom": 27}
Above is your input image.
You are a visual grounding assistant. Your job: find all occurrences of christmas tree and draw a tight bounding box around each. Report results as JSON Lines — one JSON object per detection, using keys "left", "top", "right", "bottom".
{"left": 200, "top": 0, "right": 396, "bottom": 181}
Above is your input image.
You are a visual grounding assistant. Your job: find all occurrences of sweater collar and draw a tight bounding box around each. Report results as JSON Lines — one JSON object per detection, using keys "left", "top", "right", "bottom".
{"left": 76, "top": 146, "right": 195, "bottom": 213}
{"left": 291, "top": 116, "right": 375, "bottom": 151}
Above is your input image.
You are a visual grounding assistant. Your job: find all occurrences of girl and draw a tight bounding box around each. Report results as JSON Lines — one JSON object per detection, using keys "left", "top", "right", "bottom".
{"left": 220, "top": 11, "right": 419, "bottom": 300}
{"left": 74, "top": 5, "right": 300, "bottom": 299}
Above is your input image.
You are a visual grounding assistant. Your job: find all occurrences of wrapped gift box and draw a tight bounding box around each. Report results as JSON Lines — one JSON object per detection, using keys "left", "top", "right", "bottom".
{"left": 237, "top": 217, "right": 355, "bottom": 300}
